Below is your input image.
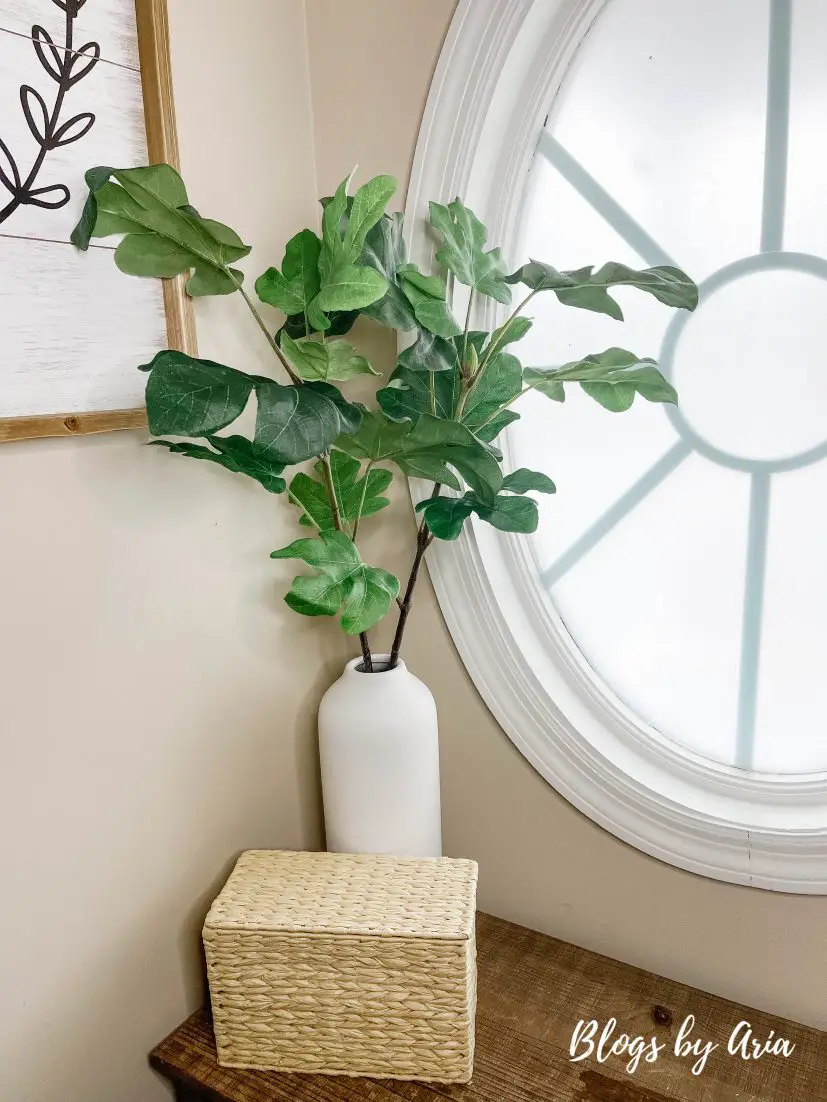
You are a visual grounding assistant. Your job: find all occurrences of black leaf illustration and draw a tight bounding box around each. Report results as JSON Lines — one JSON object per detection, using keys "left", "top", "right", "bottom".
{"left": 20, "top": 85, "right": 50, "bottom": 143}
{"left": 0, "top": 1, "right": 99, "bottom": 226}
{"left": 0, "top": 136, "right": 22, "bottom": 194}
{"left": 67, "top": 41, "right": 100, "bottom": 87}
{"left": 52, "top": 112, "right": 95, "bottom": 148}
{"left": 25, "top": 183, "right": 71, "bottom": 209}
{"left": 31, "top": 26, "right": 65, "bottom": 83}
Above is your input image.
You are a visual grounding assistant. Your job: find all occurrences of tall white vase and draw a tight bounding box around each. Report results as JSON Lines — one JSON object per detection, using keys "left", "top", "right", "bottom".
{"left": 318, "top": 653, "right": 442, "bottom": 858}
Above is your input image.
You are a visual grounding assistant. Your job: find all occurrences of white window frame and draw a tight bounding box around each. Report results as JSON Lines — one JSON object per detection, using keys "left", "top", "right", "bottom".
{"left": 404, "top": 0, "right": 827, "bottom": 894}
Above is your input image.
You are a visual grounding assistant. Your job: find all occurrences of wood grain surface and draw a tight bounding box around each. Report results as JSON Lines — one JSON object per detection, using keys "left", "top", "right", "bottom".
{"left": 135, "top": 0, "right": 196, "bottom": 362}
{"left": 150, "top": 912, "right": 827, "bottom": 1102}
{"left": 0, "top": 405, "right": 145, "bottom": 442}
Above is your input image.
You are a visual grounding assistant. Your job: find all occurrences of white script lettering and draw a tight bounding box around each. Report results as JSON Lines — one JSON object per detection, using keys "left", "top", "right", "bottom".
{"left": 728, "top": 1021, "right": 796, "bottom": 1061}
{"left": 675, "top": 1015, "right": 719, "bottom": 1076}
{"left": 570, "top": 1018, "right": 664, "bottom": 1074}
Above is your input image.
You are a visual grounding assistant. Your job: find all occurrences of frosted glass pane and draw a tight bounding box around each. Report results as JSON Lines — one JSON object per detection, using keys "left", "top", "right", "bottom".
{"left": 515, "top": 157, "right": 679, "bottom": 355}
{"left": 550, "top": 456, "right": 749, "bottom": 765}
{"left": 511, "top": 0, "right": 827, "bottom": 774}
{"left": 549, "top": 0, "right": 769, "bottom": 276}
{"left": 513, "top": 386, "right": 677, "bottom": 571}
{"left": 512, "top": 156, "right": 684, "bottom": 566}
{"left": 754, "top": 462, "right": 827, "bottom": 772}
{"left": 672, "top": 270, "right": 827, "bottom": 463}
{"left": 785, "top": 0, "right": 827, "bottom": 255}
{"left": 518, "top": 153, "right": 651, "bottom": 276}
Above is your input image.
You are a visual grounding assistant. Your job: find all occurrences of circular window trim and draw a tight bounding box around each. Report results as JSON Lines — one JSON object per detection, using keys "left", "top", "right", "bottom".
{"left": 404, "top": 0, "right": 827, "bottom": 893}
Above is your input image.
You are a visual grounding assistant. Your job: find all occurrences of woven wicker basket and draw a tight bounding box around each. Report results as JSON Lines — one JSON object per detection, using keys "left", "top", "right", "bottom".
{"left": 203, "top": 849, "right": 479, "bottom": 1082}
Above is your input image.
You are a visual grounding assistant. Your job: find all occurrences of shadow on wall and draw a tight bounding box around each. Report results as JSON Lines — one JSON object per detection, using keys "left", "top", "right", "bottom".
{"left": 1, "top": 852, "right": 230, "bottom": 1101}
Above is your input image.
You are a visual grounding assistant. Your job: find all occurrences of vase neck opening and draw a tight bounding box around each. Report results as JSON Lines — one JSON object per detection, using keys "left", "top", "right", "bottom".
{"left": 345, "top": 653, "right": 407, "bottom": 677}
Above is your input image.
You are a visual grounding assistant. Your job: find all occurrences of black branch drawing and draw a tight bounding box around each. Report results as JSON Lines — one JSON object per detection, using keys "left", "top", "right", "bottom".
{"left": 0, "top": 0, "right": 98, "bottom": 226}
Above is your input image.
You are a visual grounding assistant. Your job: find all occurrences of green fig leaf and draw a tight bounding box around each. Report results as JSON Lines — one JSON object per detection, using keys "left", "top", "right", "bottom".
{"left": 271, "top": 530, "right": 399, "bottom": 634}
{"left": 280, "top": 334, "right": 379, "bottom": 383}
{"left": 255, "top": 229, "right": 322, "bottom": 316}
{"left": 525, "top": 348, "right": 677, "bottom": 412}
{"left": 140, "top": 351, "right": 255, "bottom": 437}
{"left": 151, "top": 435, "right": 286, "bottom": 494}
{"left": 429, "top": 198, "right": 511, "bottom": 303}
{"left": 507, "top": 260, "right": 698, "bottom": 320}
{"left": 338, "top": 411, "right": 503, "bottom": 504}
{"left": 397, "top": 262, "right": 461, "bottom": 338}
{"left": 360, "top": 212, "right": 418, "bottom": 330}
{"left": 289, "top": 452, "right": 392, "bottom": 531}
{"left": 418, "top": 488, "right": 539, "bottom": 540}
{"left": 255, "top": 379, "right": 363, "bottom": 463}
{"left": 501, "top": 468, "right": 556, "bottom": 495}
{"left": 71, "top": 164, "right": 250, "bottom": 298}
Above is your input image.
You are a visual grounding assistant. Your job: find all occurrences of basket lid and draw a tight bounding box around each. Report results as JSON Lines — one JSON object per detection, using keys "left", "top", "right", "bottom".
{"left": 204, "top": 850, "right": 478, "bottom": 939}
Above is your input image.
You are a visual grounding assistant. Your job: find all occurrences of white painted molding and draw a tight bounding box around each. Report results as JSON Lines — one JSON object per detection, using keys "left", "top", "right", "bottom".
{"left": 404, "top": 0, "right": 827, "bottom": 894}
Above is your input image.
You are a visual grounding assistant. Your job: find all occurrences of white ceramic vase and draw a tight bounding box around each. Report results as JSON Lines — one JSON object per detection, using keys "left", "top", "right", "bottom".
{"left": 318, "top": 653, "right": 442, "bottom": 857}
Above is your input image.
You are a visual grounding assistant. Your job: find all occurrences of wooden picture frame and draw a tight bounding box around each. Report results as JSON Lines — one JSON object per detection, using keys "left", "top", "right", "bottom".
{"left": 0, "top": 0, "right": 196, "bottom": 444}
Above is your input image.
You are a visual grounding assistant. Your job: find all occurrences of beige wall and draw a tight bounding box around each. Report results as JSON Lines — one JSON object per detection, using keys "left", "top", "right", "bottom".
{"left": 306, "top": 0, "right": 827, "bottom": 1035}
{"left": 0, "top": 4, "right": 330, "bottom": 1100}
{"left": 1, "top": 3, "right": 824, "bottom": 1100}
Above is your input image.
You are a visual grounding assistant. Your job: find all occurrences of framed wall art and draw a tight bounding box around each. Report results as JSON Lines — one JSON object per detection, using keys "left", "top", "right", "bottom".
{"left": 0, "top": 0, "right": 195, "bottom": 443}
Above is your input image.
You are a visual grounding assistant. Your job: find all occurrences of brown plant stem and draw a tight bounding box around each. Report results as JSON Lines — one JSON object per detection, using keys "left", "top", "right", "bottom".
{"left": 388, "top": 518, "right": 433, "bottom": 669}
{"left": 388, "top": 484, "right": 441, "bottom": 668}
{"left": 359, "top": 632, "right": 374, "bottom": 672}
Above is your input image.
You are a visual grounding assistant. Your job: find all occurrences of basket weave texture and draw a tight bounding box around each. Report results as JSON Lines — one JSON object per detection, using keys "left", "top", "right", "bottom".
{"left": 203, "top": 850, "right": 479, "bottom": 1082}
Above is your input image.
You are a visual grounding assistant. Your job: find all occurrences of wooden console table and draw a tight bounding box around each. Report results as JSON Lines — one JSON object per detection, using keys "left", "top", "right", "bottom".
{"left": 151, "top": 912, "right": 826, "bottom": 1101}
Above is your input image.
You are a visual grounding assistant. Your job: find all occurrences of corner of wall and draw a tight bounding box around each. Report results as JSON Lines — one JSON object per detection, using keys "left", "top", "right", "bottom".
{"left": 299, "top": 0, "right": 321, "bottom": 222}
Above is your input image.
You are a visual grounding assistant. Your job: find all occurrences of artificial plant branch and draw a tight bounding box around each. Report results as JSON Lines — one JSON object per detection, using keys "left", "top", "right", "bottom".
{"left": 239, "top": 272, "right": 378, "bottom": 667}
{"left": 460, "top": 289, "right": 475, "bottom": 367}
{"left": 358, "top": 632, "right": 374, "bottom": 672}
{"left": 237, "top": 263, "right": 376, "bottom": 666}
{"left": 233, "top": 278, "right": 303, "bottom": 385}
{"left": 287, "top": 488, "right": 322, "bottom": 529}
{"left": 389, "top": 514, "right": 434, "bottom": 669}
{"left": 70, "top": 165, "right": 696, "bottom": 666}
{"left": 319, "top": 454, "right": 343, "bottom": 530}
{"left": 320, "top": 451, "right": 374, "bottom": 671}
{"left": 458, "top": 289, "right": 538, "bottom": 417}
{"left": 480, "top": 289, "right": 538, "bottom": 373}
{"left": 390, "top": 289, "right": 542, "bottom": 659}
{"left": 428, "top": 370, "right": 437, "bottom": 416}
{"left": 389, "top": 483, "right": 442, "bottom": 668}
{"left": 474, "top": 385, "right": 535, "bottom": 432}
{"left": 350, "top": 460, "right": 374, "bottom": 544}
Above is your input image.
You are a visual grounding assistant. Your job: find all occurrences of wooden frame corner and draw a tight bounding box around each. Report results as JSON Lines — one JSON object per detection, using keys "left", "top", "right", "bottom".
{"left": 0, "top": 0, "right": 196, "bottom": 443}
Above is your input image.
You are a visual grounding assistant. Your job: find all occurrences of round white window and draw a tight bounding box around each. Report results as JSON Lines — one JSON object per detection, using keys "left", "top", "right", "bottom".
{"left": 406, "top": 0, "right": 827, "bottom": 891}
{"left": 513, "top": 0, "right": 827, "bottom": 775}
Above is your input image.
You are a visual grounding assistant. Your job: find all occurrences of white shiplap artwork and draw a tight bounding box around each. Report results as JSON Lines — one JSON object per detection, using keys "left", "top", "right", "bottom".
{"left": 2, "top": 238, "right": 165, "bottom": 416}
{"left": 0, "top": 0, "right": 167, "bottom": 419}
{"left": 0, "top": 0, "right": 141, "bottom": 70}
